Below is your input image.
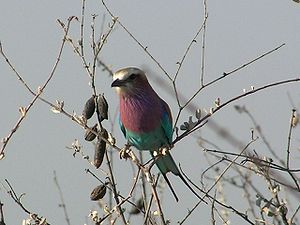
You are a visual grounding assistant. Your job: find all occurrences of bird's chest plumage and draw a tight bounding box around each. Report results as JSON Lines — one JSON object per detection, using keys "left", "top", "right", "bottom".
{"left": 119, "top": 96, "right": 168, "bottom": 150}
{"left": 120, "top": 96, "right": 161, "bottom": 133}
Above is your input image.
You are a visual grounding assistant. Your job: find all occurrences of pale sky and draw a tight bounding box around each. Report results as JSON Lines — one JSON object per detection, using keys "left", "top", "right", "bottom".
{"left": 1, "top": 1, "right": 300, "bottom": 224}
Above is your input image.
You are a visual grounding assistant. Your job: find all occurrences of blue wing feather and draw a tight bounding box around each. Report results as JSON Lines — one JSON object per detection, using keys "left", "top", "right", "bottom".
{"left": 160, "top": 99, "right": 173, "bottom": 144}
{"left": 119, "top": 114, "right": 127, "bottom": 138}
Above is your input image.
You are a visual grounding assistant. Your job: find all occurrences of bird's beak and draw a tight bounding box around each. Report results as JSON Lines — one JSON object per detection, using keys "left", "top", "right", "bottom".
{"left": 111, "top": 79, "right": 126, "bottom": 87}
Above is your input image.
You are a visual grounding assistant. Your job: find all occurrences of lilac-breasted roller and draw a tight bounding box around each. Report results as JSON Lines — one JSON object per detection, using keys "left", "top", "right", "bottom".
{"left": 111, "top": 67, "right": 203, "bottom": 202}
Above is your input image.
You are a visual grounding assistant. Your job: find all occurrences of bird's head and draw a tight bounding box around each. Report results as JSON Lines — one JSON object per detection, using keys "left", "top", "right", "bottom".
{"left": 111, "top": 67, "right": 149, "bottom": 96}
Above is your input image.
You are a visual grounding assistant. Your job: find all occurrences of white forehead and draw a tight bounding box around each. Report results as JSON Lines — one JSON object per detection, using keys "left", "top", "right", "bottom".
{"left": 113, "top": 67, "right": 143, "bottom": 81}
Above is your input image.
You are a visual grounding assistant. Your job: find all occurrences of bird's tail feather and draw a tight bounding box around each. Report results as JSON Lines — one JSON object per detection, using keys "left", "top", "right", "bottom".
{"left": 177, "top": 173, "right": 207, "bottom": 204}
{"left": 152, "top": 151, "right": 180, "bottom": 175}
{"left": 151, "top": 152, "right": 179, "bottom": 201}
{"left": 161, "top": 172, "right": 179, "bottom": 202}
{"left": 152, "top": 151, "right": 207, "bottom": 203}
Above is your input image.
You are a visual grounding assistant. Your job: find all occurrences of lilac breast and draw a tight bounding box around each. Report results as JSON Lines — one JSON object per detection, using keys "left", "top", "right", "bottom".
{"left": 120, "top": 94, "right": 162, "bottom": 133}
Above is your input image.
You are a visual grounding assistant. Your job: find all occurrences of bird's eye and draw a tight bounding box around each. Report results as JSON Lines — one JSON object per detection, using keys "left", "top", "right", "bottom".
{"left": 129, "top": 74, "right": 137, "bottom": 80}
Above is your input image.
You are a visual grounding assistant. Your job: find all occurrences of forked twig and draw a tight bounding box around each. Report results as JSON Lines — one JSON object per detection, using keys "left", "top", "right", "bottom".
{"left": 100, "top": 0, "right": 172, "bottom": 81}
{"left": 0, "top": 16, "right": 76, "bottom": 158}
{"left": 4, "top": 179, "right": 50, "bottom": 225}
{"left": 173, "top": 77, "right": 300, "bottom": 145}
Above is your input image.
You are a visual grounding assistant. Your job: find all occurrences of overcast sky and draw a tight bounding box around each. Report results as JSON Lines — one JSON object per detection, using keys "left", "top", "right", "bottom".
{"left": 1, "top": 1, "right": 300, "bottom": 224}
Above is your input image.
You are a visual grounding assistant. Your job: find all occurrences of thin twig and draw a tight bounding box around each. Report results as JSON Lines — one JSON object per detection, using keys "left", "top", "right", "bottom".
{"left": 53, "top": 171, "right": 71, "bottom": 225}
{"left": 210, "top": 190, "right": 216, "bottom": 225}
{"left": 4, "top": 179, "right": 30, "bottom": 215}
{"left": 0, "top": 200, "right": 5, "bottom": 225}
{"left": 148, "top": 172, "right": 167, "bottom": 225}
{"left": 98, "top": 168, "right": 143, "bottom": 224}
{"left": 203, "top": 148, "right": 296, "bottom": 172}
{"left": 173, "top": 6, "right": 208, "bottom": 81}
{"left": 179, "top": 138, "right": 257, "bottom": 224}
{"left": 79, "top": 0, "right": 86, "bottom": 57}
{"left": 149, "top": 68, "right": 246, "bottom": 149}
{"left": 173, "top": 77, "right": 300, "bottom": 145}
{"left": 204, "top": 138, "right": 257, "bottom": 199}
{"left": 139, "top": 151, "right": 148, "bottom": 212}
{"left": 223, "top": 43, "right": 285, "bottom": 76}
{"left": 235, "top": 105, "right": 284, "bottom": 165}
{"left": 179, "top": 43, "right": 286, "bottom": 113}
{"left": 0, "top": 16, "right": 76, "bottom": 157}
{"left": 104, "top": 150, "right": 128, "bottom": 224}
{"left": 143, "top": 179, "right": 156, "bottom": 225}
{"left": 86, "top": 169, "right": 143, "bottom": 211}
{"left": 4, "top": 179, "right": 51, "bottom": 225}
{"left": 200, "top": 0, "right": 208, "bottom": 87}
{"left": 286, "top": 109, "right": 296, "bottom": 169}
{"left": 179, "top": 170, "right": 255, "bottom": 225}
{"left": 100, "top": 0, "right": 172, "bottom": 81}
{"left": 206, "top": 149, "right": 300, "bottom": 192}
{"left": 291, "top": 203, "right": 300, "bottom": 224}
{"left": 285, "top": 109, "right": 300, "bottom": 190}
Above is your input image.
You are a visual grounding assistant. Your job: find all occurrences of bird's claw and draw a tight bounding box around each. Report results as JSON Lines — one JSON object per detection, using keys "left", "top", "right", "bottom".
{"left": 119, "top": 144, "right": 132, "bottom": 159}
{"left": 155, "top": 146, "right": 169, "bottom": 156}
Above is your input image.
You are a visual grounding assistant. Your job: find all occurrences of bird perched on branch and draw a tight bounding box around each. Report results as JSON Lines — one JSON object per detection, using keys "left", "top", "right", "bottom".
{"left": 111, "top": 67, "right": 204, "bottom": 202}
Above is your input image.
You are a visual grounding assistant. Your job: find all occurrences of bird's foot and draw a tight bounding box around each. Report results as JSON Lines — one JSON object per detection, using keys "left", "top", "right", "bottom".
{"left": 155, "top": 147, "right": 169, "bottom": 156}
{"left": 119, "top": 143, "right": 132, "bottom": 160}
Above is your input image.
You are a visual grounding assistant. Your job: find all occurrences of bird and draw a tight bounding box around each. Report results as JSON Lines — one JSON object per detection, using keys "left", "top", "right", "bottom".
{"left": 111, "top": 67, "right": 204, "bottom": 202}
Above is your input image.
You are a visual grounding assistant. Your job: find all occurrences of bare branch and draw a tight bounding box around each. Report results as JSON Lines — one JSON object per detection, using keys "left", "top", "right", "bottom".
{"left": 173, "top": 77, "right": 300, "bottom": 145}
{"left": 0, "top": 16, "right": 77, "bottom": 157}
{"left": 4, "top": 179, "right": 50, "bottom": 225}
{"left": 223, "top": 43, "right": 285, "bottom": 76}
{"left": 0, "top": 200, "right": 5, "bottom": 225}
{"left": 100, "top": 0, "right": 172, "bottom": 81}
{"left": 53, "top": 171, "right": 71, "bottom": 225}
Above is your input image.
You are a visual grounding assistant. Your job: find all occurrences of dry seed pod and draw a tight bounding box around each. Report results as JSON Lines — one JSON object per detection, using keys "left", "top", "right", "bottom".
{"left": 82, "top": 96, "right": 96, "bottom": 120}
{"left": 129, "top": 198, "right": 144, "bottom": 215}
{"left": 94, "top": 128, "right": 108, "bottom": 168}
{"left": 90, "top": 184, "right": 106, "bottom": 201}
{"left": 97, "top": 94, "right": 108, "bottom": 122}
{"left": 84, "top": 124, "right": 98, "bottom": 142}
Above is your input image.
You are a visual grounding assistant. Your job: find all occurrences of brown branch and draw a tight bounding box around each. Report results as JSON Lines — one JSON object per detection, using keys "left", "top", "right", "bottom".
{"left": 175, "top": 43, "right": 286, "bottom": 119}
{"left": 147, "top": 173, "right": 166, "bottom": 225}
{"left": 85, "top": 169, "right": 143, "bottom": 211}
{"left": 4, "top": 179, "right": 50, "bottom": 225}
{"left": 206, "top": 149, "right": 300, "bottom": 192}
{"left": 172, "top": 0, "right": 208, "bottom": 110}
{"left": 173, "top": 5, "right": 208, "bottom": 81}
{"left": 223, "top": 43, "right": 285, "bottom": 76}
{"left": 173, "top": 77, "right": 300, "bottom": 145}
{"left": 0, "top": 16, "right": 76, "bottom": 158}
{"left": 179, "top": 169, "right": 255, "bottom": 225}
{"left": 285, "top": 109, "right": 300, "bottom": 191}
{"left": 210, "top": 190, "right": 216, "bottom": 225}
{"left": 235, "top": 105, "right": 284, "bottom": 165}
{"left": 104, "top": 150, "right": 128, "bottom": 224}
{"left": 97, "top": 168, "right": 143, "bottom": 224}
{"left": 286, "top": 109, "right": 296, "bottom": 169}
{"left": 100, "top": 0, "right": 172, "bottom": 81}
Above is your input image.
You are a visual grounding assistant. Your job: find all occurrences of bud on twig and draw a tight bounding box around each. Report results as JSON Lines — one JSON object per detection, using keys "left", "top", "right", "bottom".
{"left": 129, "top": 198, "right": 144, "bottom": 215}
